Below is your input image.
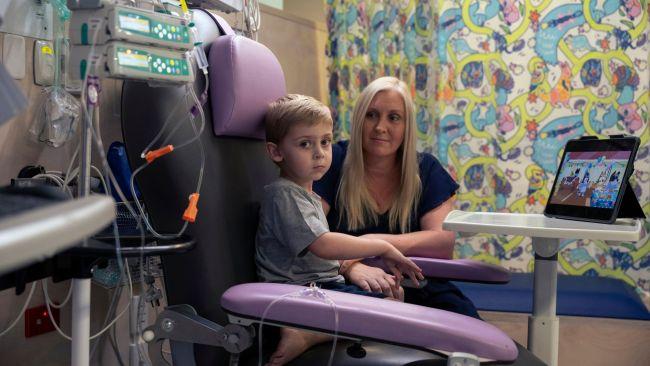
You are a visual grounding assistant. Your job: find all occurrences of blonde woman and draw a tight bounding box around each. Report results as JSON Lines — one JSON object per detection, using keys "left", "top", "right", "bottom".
{"left": 314, "top": 76, "right": 480, "bottom": 318}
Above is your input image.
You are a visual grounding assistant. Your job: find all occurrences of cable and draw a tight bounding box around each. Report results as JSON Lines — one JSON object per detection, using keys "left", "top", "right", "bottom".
{"left": 136, "top": 294, "right": 153, "bottom": 365}
{"left": 90, "top": 165, "right": 108, "bottom": 193}
{"left": 79, "top": 21, "right": 132, "bottom": 283}
{"left": 63, "top": 143, "right": 80, "bottom": 187}
{"left": 128, "top": 81, "right": 206, "bottom": 239}
{"left": 45, "top": 259, "right": 134, "bottom": 341}
{"left": 159, "top": 70, "right": 209, "bottom": 150}
{"left": 42, "top": 279, "right": 74, "bottom": 309}
{"left": 160, "top": 346, "right": 172, "bottom": 366}
{"left": 32, "top": 172, "right": 74, "bottom": 197}
{"left": 0, "top": 282, "right": 37, "bottom": 337}
{"left": 257, "top": 284, "right": 339, "bottom": 366}
{"left": 89, "top": 273, "right": 125, "bottom": 361}
{"left": 110, "top": 320, "right": 126, "bottom": 366}
{"left": 139, "top": 99, "right": 187, "bottom": 158}
{"left": 243, "top": 0, "right": 261, "bottom": 40}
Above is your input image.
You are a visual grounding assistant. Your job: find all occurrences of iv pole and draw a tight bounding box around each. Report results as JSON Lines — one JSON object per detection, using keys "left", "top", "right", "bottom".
{"left": 71, "top": 83, "right": 96, "bottom": 366}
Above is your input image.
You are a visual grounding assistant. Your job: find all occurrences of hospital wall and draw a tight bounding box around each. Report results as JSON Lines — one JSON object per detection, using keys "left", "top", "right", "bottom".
{"left": 0, "top": 5, "right": 327, "bottom": 364}
{"left": 326, "top": 0, "right": 650, "bottom": 303}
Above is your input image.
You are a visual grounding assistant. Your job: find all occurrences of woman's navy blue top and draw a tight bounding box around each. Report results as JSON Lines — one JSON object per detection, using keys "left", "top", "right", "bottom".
{"left": 314, "top": 141, "right": 459, "bottom": 234}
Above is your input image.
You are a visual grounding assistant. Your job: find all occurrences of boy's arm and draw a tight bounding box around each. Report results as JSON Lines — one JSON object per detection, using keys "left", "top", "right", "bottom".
{"left": 309, "top": 232, "right": 423, "bottom": 283}
{"left": 309, "top": 232, "right": 392, "bottom": 260}
{"left": 320, "top": 201, "right": 365, "bottom": 270}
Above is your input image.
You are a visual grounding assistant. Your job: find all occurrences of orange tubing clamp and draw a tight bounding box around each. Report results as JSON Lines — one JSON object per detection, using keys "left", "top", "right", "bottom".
{"left": 145, "top": 145, "right": 174, "bottom": 163}
{"left": 183, "top": 193, "right": 200, "bottom": 223}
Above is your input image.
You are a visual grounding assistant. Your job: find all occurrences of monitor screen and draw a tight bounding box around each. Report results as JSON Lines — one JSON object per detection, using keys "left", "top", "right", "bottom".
{"left": 549, "top": 150, "right": 631, "bottom": 209}
{"left": 544, "top": 136, "right": 639, "bottom": 223}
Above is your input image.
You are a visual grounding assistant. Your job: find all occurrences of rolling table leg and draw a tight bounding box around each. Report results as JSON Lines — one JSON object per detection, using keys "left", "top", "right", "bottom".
{"left": 528, "top": 237, "right": 560, "bottom": 366}
{"left": 71, "top": 278, "right": 91, "bottom": 366}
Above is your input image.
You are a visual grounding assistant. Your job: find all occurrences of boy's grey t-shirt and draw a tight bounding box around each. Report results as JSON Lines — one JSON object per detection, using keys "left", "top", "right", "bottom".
{"left": 255, "top": 178, "right": 344, "bottom": 285}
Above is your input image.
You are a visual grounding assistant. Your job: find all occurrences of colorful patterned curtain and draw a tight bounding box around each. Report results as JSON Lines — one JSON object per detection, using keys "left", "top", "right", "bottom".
{"left": 326, "top": 0, "right": 441, "bottom": 150}
{"left": 327, "top": 0, "right": 650, "bottom": 299}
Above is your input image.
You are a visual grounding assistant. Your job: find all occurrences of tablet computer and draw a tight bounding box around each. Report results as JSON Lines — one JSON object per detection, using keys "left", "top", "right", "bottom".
{"left": 544, "top": 136, "right": 640, "bottom": 224}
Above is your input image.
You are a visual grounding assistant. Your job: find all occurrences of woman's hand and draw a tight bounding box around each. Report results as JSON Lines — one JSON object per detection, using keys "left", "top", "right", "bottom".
{"left": 344, "top": 262, "right": 402, "bottom": 298}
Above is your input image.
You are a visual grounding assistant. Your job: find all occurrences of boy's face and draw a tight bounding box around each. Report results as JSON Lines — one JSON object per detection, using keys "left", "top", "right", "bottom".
{"left": 267, "top": 121, "right": 333, "bottom": 190}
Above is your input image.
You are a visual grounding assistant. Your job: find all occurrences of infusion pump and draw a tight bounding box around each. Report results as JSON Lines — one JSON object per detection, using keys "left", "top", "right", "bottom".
{"left": 68, "top": 3, "right": 195, "bottom": 84}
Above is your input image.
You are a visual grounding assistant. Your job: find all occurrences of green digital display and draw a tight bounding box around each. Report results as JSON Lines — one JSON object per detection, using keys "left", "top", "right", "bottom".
{"left": 117, "top": 10, "right": 190, "bottom": 44}
{"left": 116, "top": 46, "right": 190, "bottom": 77}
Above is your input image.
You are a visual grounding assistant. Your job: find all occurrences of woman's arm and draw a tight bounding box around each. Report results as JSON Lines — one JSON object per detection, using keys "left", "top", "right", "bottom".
{"left": 361, "top": 196, "right": 456, "bottom": 259}
{"left": 320, "top": 196, "right": 455, "bottom": 296}
{"left": 323, "top": 191, "right": 456, "bottom": 260}
{"left": 336, "top": 196, "right": 456, "bottom": 297}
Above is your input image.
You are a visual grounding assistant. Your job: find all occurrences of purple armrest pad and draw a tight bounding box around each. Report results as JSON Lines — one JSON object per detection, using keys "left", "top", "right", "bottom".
{"left": 208, "top": 35, "right": 286, "bottom": 139}
{"left": 221, "top": 283, "right": 517, "bottom": 362}
{"left": 362, "top": 257, "right": 510, "bottom": 284}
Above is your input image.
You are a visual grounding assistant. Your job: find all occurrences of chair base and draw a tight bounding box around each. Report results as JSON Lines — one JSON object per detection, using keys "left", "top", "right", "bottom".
{"left": 235, "top": 337, "right": 545, "bottom": 366}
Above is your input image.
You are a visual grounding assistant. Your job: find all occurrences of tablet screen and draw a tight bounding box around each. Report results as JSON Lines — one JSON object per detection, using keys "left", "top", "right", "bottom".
{"left": 549, "top": 150, "right": 630, "bottom": 209}
{"left": 544, "top": 136, "right": 639, "bottom": 223}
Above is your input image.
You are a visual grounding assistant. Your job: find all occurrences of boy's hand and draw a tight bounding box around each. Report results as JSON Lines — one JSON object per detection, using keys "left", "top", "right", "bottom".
{"left": 379, "top": 243, "right": 423, "bottom": 284}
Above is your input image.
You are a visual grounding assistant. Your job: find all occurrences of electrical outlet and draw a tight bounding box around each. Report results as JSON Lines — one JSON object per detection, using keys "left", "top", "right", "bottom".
{"left": 25, "top": 304, "right": 59, "bottom": 338}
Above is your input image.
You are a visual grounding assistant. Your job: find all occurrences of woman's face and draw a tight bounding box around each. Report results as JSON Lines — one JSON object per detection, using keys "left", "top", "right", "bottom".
{"left": 362, "top": 89, "right": 406, "bottom": 160}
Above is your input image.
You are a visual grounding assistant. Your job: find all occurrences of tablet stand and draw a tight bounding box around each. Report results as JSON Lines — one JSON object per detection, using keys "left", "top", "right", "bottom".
{"left": 617, "top": 181, "right": 646, "bottom": 219}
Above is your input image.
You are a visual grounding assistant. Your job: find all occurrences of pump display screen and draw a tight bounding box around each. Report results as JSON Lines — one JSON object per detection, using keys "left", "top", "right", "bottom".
{"left": 119, "top": 15, "right": 150, "bottom": 33}
{"left": 117, "top": 51, "right": 149, "bottom": 69}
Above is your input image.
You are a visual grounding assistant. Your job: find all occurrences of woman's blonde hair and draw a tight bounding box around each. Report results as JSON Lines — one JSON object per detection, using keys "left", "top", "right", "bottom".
{"left": 337, "top": 77, "right": 421, "bottom": 233}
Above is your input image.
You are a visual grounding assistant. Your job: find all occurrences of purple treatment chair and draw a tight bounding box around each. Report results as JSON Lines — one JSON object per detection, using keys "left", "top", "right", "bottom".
{"left": 120, "top": 9, "right": 544, "bottom": 366}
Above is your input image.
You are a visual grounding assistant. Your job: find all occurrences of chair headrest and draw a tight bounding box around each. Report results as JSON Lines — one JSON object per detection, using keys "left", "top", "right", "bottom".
{"left": 208, "top": 21, "right": 286, "bottom": 140}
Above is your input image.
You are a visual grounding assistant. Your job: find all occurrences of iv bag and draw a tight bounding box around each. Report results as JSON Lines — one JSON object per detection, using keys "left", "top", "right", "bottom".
{"left": 30, "top": 87, "right": 81, "bottom": 148}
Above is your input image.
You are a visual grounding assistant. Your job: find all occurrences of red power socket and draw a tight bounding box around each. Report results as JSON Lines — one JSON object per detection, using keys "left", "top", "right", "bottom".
{"left": 25, "top": 304, "right": 59, "bottom": 338}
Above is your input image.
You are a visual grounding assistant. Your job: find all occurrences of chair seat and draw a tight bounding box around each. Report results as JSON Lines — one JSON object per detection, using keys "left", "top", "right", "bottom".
{"left": 453, "top": 273, "right": 650, "bottom": 320}
{"left": 221, "top": 282, "right": 518, "bottom": 362}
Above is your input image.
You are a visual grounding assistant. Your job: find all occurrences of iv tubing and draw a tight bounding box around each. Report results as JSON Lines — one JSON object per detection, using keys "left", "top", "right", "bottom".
{"left": 128, "top": 83, "right": 206, "bottom": 239}
{"left": 257, "top": 285, "right": 339, "bottom": 366}
{"left": 0, "top": 283, "right": 37, "bottom": 337}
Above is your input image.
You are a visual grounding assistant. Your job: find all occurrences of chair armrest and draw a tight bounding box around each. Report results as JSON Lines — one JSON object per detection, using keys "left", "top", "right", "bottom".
{"left": 221, "top": 282, "right": 517, "bottom": 362}
{"left": 361, "top": 257, "right": 510, "bottom": 284}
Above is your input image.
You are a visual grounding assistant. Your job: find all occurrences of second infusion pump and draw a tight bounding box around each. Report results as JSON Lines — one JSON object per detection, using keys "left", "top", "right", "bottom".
{"left": 69, "top": 42, "right": 194, "bottom": 83}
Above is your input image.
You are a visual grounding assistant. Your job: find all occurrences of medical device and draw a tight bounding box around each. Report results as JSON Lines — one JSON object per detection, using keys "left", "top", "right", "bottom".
{"left": 0, "top": 2, "right": 28, "bottom": 125}
{"left": 51, "top": 2, "right": 204, "bottom": 365}
{"left": 187, "top": 0, "right": 243, "bottom": 13}
{"left": 0, "top": 1, "right": 9, "bottom": 24}
{"left": 0, "top": 62, "right": 28, "bottom": 126}
{"left": 70, "top": 4, "right": 194, "bottom": 50}
{"left": 69, "top": 41, "right": 194, "bottom": 82}
{"left": 68, "top": 2, "right": 196, "bottom": 84}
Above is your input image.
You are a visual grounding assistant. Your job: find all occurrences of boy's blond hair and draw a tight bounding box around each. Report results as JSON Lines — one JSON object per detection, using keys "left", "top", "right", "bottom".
{"left": 265, "top": 94, "right": 333, "bottom": 143}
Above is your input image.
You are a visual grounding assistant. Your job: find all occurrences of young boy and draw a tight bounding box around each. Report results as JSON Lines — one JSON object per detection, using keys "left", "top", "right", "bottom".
{"left": 255, "top": 94, "right": 423, "bottom": 366}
